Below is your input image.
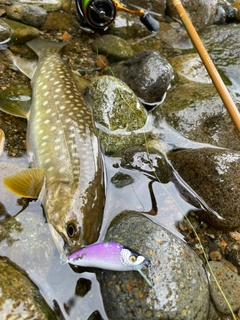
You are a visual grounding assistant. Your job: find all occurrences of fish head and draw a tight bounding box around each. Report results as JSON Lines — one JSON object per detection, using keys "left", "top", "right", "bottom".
{"left": 44, "top": 181, "right": 90, "bottom": 254}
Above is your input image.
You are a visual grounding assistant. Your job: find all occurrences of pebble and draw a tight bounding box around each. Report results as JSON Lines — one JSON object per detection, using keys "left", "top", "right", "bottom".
{"left": 208, "top": 260, "right": 240, "bottom": 314}
{"left": 97, "top": 212, "right": 210, "bottom": 320}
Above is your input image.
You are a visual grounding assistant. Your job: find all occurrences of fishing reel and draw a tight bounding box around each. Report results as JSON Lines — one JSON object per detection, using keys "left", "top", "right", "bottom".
{"left": 75, "top": 0, "right": 159, "bottom": 32}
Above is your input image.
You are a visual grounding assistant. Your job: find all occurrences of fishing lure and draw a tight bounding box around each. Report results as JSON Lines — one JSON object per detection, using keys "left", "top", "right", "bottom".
{"left": 61, "top": 241, "right": 152, "bottom": 286}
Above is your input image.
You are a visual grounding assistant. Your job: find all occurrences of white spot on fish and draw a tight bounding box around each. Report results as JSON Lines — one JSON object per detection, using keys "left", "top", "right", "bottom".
{"left": 59, "top": 167, "right": 65, "bottom": 173}
{"left": 54, "top": 145, "right": 61, "bottom": 151}
{"left": 42, "top": 135, "right": 49, "bottom": 140}
{"left": 59, "top": 155, "right": 66, "bottom": 161}
{"left": 60, "top": 106, "right": 65, "bottom": 110}
{"left": 41, "top": 142, "right": 47, "bottom": 147}
{"left": 65, "top": 118, "right": 71, "bottom": 123}
{"left": 50, "top": 126, "right": 57, "bottom": 131}
{"left": 44, "top": 119, "right": 50, "bottom": 124}
{"left": 47, "top": 166, "right": 54, "bottom": 172}
{"left": 43, "top": 101, "right": 48, "bottom": 106}
{"left": 44, "top": 158, "right": 51, "bottom": 164}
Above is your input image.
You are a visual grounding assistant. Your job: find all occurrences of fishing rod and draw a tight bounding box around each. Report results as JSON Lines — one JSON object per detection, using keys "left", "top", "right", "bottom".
{"left": 75, "top": 0, "right": 159, "bottom": 32}
{"left": 171, "top": 0, "right": 240, "bottom": 132}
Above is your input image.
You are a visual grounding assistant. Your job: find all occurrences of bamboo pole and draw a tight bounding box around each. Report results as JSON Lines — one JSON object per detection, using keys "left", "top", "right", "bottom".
{"left": 171, "top": 0, "right": 240, "bottom": 132}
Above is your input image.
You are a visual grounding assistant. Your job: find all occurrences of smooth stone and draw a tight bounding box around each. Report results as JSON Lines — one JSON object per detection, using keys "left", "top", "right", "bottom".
{"left": 85, "top": 75, "right": 149, "bottom": 154}
{"left": 98, "top": 212, "right": 210, "bottom": 320}
{"left": 12, "top": 0, "right": 64, "bottom": 12}
{"left": 208, "top": 261, "right": 240, "bottom": 314}
{"left": 111, "top": 50, "right": 173, "bottom": 104}
{"left": 166, "top": 0, "right": 218, "bottom": 29}
{"left": 167, "top": 147, "right": 240, "bottom": 230}
{"left": 2, "top": 18, "right": 39, "bottom": 44}
{"left": 0, "top": 256, "right": 55, "bottom": 319}
{"left": 6, "top": 4, "right": 47, "bottom": 28}
{"left": 153, "top": 82, "right": 240, "bottom": 150}
{"left": 169, "top": 53, "right": 212, "bottom": 84}
{"left": 0, "top": 18, "right": 12, "bottom": 44}
{"left": 92, "top": 34, "right": 134, "bottom": 62}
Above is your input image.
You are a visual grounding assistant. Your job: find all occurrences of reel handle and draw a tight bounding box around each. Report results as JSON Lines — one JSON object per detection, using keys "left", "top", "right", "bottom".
{"left": 140, "top": 12, "right": 159, "bottom": 32}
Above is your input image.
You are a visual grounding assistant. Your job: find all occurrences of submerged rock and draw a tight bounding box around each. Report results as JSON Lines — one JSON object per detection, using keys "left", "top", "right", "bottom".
{"left": 98, "top": 212, "right": 210, "bottom": 320}
{"left": 0, "top": 256, "right": 56, "bottom": 319}
{"left": 85, "top": 75, "right": 149, "bottom": 154}
{"left": 168, "top": 147, "right": 240, "bottom": 230}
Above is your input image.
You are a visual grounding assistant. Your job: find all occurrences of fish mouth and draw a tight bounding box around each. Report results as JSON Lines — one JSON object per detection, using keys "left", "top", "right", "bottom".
{"left": 49, "top": 223, "right": 86, "bottom": 256}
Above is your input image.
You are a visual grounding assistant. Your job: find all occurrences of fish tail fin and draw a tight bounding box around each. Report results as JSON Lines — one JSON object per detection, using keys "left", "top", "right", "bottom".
{"left": 27, "top": 38, "right": 67, "bottom": 57}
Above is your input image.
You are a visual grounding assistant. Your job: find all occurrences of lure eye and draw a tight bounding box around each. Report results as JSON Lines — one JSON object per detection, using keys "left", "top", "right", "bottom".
{"left": 67, "top": 223, "right": 78, "bottom": 238}
{"left": 129, "top": 255, "right": 137, "bottom": 263}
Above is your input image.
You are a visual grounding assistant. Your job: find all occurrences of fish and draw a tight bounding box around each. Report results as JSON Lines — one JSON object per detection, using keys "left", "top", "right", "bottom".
{"left": 1, "top": 38, "right": 105, "bottom": 254}
{"left": 64, "top": 241, "right": 150, "bottom": 271}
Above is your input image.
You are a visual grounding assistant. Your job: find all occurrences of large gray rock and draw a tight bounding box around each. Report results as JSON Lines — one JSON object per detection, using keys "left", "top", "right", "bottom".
{"left": 98, "top": 212, "right": 210, "bottom": 320}
{"left": 86, "top": 75, "right": 149, "bottom": 154}
{"left": 6, "top": 4, "right": 47, "bottom": 28}
{"left": 168, "top": 148, "right": 240, "bottom": 230}
{"left": 0, "top": 256, "right": 56, "bottom": 319}
{"left": 166, "top": 0, "right": 218, "bottom": 29}
{"left": 111, "top": 50, "right": 174, "bottom": 104}
{"left": 153, "top": 82, "right": 240, "bottom": 150}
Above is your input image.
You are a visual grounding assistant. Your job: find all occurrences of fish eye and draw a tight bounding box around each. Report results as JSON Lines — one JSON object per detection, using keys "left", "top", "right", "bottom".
{"left": 129, "top": 255, "right": 137, "bottom": 263}
{"left": 67, "top": 223, "right": 78, "bottom": 238}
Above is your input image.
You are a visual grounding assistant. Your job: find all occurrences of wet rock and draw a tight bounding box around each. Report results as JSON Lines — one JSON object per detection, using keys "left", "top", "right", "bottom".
{"left": 166, "top": 0, "right": 218, "bottom": 29}
{"left": 154, "top": 82, "right": 240, "bottom": 150}
{"left": 208, "top": 261, "right": 240, "bottom": 314}
{"left": 169, "top": 53, "right": 212, "bottom": 84}
{"left": 232, "top": 1, "right": 240, "bottom": 22}
{"left": 98, "top": 212, "right": 210, "bottom": 320}
{"left": 200, "top": 24, "right": 240, "bottom": 92}
{"left": 13, "top": 0, "right": 63, "bottom": 12}
{"left": 120, "top": 145, "right": 170, "bottom": 184}
{"left": 0, "top": 256, "right": 55, "bottom": 319}
{"left": 111, "top": 50, "right": 173, "bottom": 105}
{"left": 2, "top": 18, "right": 39, "bottom": 44}
{"left": 41, "top": 11, "right": 75, "bottom": 32}
{"left": 167, "top": 148, "right": 240, "bottom": 230}
{"left": 0, "top": 19, "right": 12, "bottom": 44}
{"left": 6, "top": 4, "right": 47, "bottom": 28}
{"left": 92, "top": 34, "right": 134, "bottom": 62}
{"left": 85, "top": 75, "right": 149, "bottom": 154}
{"left": 125, "top": 0, "right": 166, "bottom": 17}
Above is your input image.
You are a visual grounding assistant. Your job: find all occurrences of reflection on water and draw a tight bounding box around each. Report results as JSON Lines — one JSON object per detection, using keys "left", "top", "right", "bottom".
{"left": 0, "top": 118, "right": 232, "bottom": 319}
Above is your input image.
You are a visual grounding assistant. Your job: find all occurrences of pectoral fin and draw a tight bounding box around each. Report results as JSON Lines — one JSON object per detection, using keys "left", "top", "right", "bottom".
{"left": 0, "top": 84, "right": 31, "bottom": 118}
{"left": 3, "top": 168, "right": 45, "bottom": 198}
